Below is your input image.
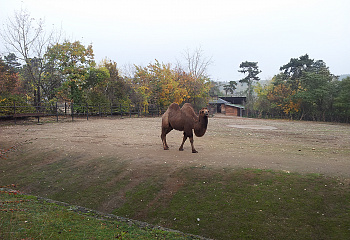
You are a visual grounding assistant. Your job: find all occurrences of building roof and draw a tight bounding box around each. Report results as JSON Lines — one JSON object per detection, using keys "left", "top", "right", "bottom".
{"left": 209, "top": 98, "right": 245, "bottom": 109}
{"left": 225, "top": 103, "right": 245, "bottom": 109}
{"left": 209, "top": 98, "right": 230, "bottom": 104}
{"left": 220, "top": 97, "right": 246, "bottom": 105}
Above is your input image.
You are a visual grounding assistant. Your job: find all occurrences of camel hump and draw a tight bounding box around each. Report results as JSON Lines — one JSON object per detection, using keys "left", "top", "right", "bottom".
{"left": 181, "top": 103, "right": 193, "bottom": 109}
{"left": 168, "top": 103, "right": 181, "bottom": 111}
{"left": 180, "top": 103, "right": 196, "bottom": 117}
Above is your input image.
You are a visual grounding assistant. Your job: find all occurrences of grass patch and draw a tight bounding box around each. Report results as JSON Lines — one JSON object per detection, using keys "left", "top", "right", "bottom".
{"left": 0, "top": 187, "right": 202, "bottom": 239}
{"left": 1, "top": 149, "right": 350, "bottom": 239}
{"left": 114, "top": 178, "right": 164, "bottom": 218}
{"left": 115, "top": 168, "right": 350, "bottom": 240}
{"left": 1, "top": 150, "right": 131, "bottom": 210}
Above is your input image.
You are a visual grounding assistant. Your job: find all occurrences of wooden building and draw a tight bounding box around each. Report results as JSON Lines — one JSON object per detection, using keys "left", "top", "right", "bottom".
{"left": 209, "top": 97, "right": 246, "bottom": 117}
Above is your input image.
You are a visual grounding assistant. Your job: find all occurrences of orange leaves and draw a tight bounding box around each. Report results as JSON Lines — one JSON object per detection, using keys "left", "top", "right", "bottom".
{"left": 0, "top": 184, "right": 28, "bottom": 213}
{"left": 267, "top": 83, "right": 301, "bottom": 116}
{"left": 0, "top": 60, "right": 21, "bottom": 96}
{"left": 0, "top": 139, "right": 33, "bottom": 159}
{"left": 0, "top": 190, "right": 20, "bottom": 196}
{"left": 0, "top": 145, "right": 18, "bottom": 159}
{"left": 0, "top": 184, "right": 18, "bottom": 189}
{"left": 133, "top": 60, "right": 190, "bottom": 108}
{"left": 133, "top": 59, "right": 210, "bottom": 108}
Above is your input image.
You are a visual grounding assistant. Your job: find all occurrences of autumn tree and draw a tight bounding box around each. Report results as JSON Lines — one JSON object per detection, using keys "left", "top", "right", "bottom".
{"left": 0, "top": 9, "right": 58, "bottom": 105}
{"left": 99, "top": 59, "right": 131, "bottom": 107}
{"left": 44, "top": 40, "right": 95, "bottom": 104}
{"left": 133, "top": 60, "right": 188, "bottom": 110}
{"left": 84, "top": 67, "right": 111, "bottom": 108}
{"left": 274, "top": 55, "right": 335, "bottom": 120}
{"left": 175, "top": 68, "right": 211, "bottom": 109}
{"left": 266, "top": 74, "right": 301, "bottom": 119}
{"left": 0, "top": 57, "right": 21, "bottom": 97}
{"left": 253, "top": 81, "right": 273, "bottom": 118}
{"left": 148, "top": 61, "right": 188, "bottom": 107}
{"left": 131, "top": 56, "right": 211, "bottom": 111}
{"left": 0, "top": 56, "right": 30, "bottom": 115}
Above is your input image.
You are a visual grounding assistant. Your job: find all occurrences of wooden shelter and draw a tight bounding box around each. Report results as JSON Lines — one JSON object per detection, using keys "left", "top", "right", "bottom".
{"left": 209, "top": 97, "right": 246, "bottom": 117}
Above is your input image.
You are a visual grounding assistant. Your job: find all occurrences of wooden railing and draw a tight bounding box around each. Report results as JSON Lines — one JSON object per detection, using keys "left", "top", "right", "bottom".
{"left": 0, "top": 102, "right": 166, "bottom": 124}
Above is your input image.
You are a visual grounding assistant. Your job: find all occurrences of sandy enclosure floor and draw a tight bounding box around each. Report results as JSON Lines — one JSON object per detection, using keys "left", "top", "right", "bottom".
{"left": 1, "top": 115, "right": 350, "bottom": 178}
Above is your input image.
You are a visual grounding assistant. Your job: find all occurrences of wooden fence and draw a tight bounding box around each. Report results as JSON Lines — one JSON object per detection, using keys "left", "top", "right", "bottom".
{"left": 0, "top": 102, "right": 166, "bottom": 124}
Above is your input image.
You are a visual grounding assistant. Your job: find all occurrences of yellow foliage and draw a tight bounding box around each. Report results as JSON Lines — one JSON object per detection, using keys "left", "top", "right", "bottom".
{"left": 267, "top": 83, "right": 301, "bottom": 115}
{"left": 133, "top": 60, "right": 198, "bottom": 107}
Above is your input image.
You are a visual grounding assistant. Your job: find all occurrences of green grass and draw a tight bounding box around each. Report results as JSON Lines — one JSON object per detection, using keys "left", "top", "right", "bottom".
{"left": 0, "top": 188, "right": 202, "bottom": 239}
{"left": 1, "top": 149, "right": 350, "bottom": 239}
{"left": 114, "top": 168, "right": 350, "bottom": 240}
{"left": 1, "top": 150, "right": 132, "bottom": 210}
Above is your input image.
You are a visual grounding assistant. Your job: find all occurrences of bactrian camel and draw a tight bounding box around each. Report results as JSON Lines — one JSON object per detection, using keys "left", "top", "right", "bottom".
{"left": 161, "top": 103, "right": 209, "bottom": 153}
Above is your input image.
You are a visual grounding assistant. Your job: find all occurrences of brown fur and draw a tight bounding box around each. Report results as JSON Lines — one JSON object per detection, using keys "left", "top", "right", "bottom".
{"left": 161, "top": 103, "right": 209, "bottom": 153}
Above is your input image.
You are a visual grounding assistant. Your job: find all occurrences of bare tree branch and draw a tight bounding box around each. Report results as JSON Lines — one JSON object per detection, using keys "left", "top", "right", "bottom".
{"left": 0, "top": 8, "right": 61, "bottom": 105}
{"left": 182, "top": 47, "right": 213, "bottom": 80}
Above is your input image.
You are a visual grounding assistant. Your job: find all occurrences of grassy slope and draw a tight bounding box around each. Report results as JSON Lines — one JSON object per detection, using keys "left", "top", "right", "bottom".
{"left": 1, "top": 152, "right": 350, "bottom": 240}
{"left": 0, "top": 188, "right": 203, "bottom": 240}
{"left": 113, "top": 167, "right": 350, "bottom": 239}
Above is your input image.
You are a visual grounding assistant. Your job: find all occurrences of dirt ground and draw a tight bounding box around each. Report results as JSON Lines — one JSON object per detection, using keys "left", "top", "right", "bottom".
{"left": 1, "top": 114, "right": 350, "bottom": 179}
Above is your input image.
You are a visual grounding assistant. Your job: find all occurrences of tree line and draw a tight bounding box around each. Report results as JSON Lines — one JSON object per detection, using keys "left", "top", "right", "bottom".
{"left": 208, "top": 55, "right": 350, "bottom": 123}
{"left": 247, "top": 55, "right": 350, "bottom": 123}
{"left": 0, "top": 9, "right": 212, "bottom": 115}
{"left": 1, "top": 9, "right": 349, "bottom": 123}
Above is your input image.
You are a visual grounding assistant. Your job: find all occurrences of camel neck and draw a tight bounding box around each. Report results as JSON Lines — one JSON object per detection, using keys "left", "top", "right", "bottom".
{"left": 194, "top": 116, "right": 208, "bottom": 137}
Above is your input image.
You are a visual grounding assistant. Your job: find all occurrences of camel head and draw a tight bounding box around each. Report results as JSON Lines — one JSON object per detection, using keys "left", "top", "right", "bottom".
{"left": 199, "top": 108, "right": 209, "bottom": 118}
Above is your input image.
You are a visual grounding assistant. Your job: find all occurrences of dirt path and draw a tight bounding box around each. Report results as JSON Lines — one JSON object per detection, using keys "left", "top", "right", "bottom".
{"left": 1, "top": 115, "right": 350, "bottom": 178}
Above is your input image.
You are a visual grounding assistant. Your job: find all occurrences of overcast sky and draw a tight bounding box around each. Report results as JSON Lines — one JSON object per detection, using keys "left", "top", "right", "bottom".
{"left": 1, "top": 0, "right": 349, "bottom": 81}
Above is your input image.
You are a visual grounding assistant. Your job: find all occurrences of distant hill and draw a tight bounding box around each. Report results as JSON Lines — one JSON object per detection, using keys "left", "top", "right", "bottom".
{"left": 338, "top": 74, "right": 350, "bottom": 81}
{"left": 216, "top": 75, "right": 350, "bottom": 97}
{"left": 217, "top": 80, "right": 270, "bottom": 97}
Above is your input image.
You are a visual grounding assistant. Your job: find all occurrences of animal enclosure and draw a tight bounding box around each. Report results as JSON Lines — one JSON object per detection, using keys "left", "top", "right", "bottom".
{"left": 0, "top": 102, "right": 167, "bottom": 124}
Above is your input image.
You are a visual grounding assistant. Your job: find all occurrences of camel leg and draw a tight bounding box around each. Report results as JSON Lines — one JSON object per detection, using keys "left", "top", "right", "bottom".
{"left": 189, "top": 136, "right": 198, "bottom": 153}
{"left": 161, "top": 127, "right": 172, "bottom": 150}
{"left": 179, "top": 131, "right": 198, "bottom": 153}
{"left": 179, "top": 132, "right": 187, "bottom": 151}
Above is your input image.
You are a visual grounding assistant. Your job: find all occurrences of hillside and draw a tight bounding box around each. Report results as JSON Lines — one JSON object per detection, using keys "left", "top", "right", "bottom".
{"left": 216, "top": 80, "right": 270, "bottom": 96}
{"left": 0, "top": 188, "right": 207, "bottom": 239}
{"left": 338, "top": 74, "right": 350, "bottom": 80}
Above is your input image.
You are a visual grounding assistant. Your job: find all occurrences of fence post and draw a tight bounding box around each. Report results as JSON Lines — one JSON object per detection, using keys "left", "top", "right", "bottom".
{"left": 56, "top": 102, "right": 59, "bottom": 122}
{"left": 35, "top": 102, "right": 39, "bottom": 123}
{"left": 71, "top": 102, "right": 74, "bottom": 121}
{"left": 110, "top": 103, "right": 113, "bottom": 117}
{"left": 120, "top": 104, "right": 123, "bottom": 118}
{"left": 14, "top": 101, "right": 16, "bottom": 124}
{"left": 86, "top": 103, "right": 89, "bottom": 120}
